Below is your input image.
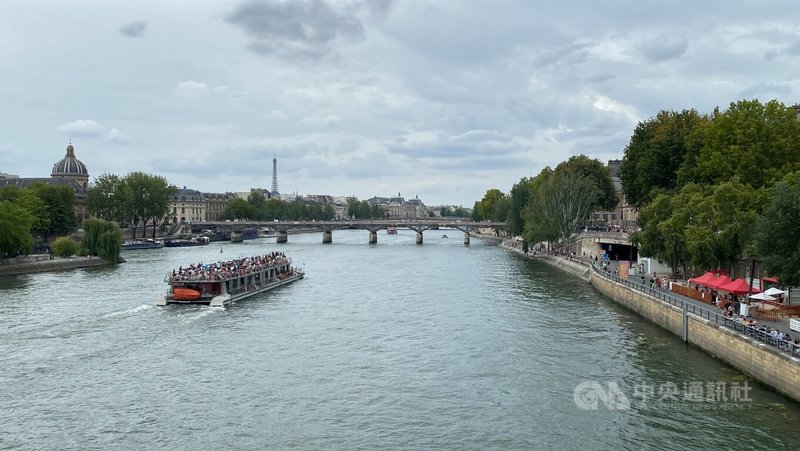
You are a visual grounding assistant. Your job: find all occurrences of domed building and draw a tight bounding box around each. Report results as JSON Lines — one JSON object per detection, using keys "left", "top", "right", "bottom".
{"left": 51, "top": 143, "right": 89, "bottom": 190}
{"left": 0, "top": 142, "right": 90, "bottom": 223}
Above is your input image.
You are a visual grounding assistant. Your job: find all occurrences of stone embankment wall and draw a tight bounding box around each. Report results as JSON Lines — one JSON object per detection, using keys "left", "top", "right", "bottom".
{"left": 589, "top": 273, "right": 800, "bottom": 402}
{"left": 511, "top": 244, "right": 800, "bottom": 403}
{"left": 0, "top": 256, "right": 109, "bottom": 276}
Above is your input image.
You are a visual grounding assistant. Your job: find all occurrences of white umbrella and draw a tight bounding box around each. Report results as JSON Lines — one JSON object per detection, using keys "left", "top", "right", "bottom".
{"left": 749, "top": 292, "right": 776, "bottom": 301}
{"left": 764, "top": 287, "right": 786, "bottom": 296}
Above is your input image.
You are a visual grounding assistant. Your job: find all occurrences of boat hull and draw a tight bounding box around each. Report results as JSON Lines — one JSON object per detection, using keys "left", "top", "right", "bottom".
{"left": 156, "top": 273, "right": 304, "bottom": 307}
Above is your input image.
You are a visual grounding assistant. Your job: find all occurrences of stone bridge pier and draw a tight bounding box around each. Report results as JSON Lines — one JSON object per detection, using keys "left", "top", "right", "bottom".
{"left": 322, "top": 230, "right": 332, "bottom": 244}
{"left": 276, "top": 230, "right": 288, "bottom": 243}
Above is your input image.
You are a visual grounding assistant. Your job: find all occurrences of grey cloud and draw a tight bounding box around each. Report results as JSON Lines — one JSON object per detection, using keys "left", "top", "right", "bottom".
{"left": 388, "top": 129, "right": 524, "bottom": 160}
{"left": 533, "top": 42, "right": 593, "bottom": 68}
{"left": 224, "top": 0, "right": 364, "bottom": 60}
{"left": 639, "top": 37, "right": 688, "bottom": 62}
{"left": 118, "top": 21, "right": 147, "bottom": 38}
{"left": 738, "top": 82, "right": 792, "bottom": 100}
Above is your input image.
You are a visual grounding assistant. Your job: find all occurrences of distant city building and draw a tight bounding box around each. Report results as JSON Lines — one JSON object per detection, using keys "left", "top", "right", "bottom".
{"left": 367, "top": 193, "right": 427, "bottom": 218}
{"left": 0, "top": 143, "right": 90, "bottom": 223}
{"left": 588, "top": 159, "right": 638, "bottom": 229}
{"left": 203, "top": 192, "right": 237, "bottom": 222}
{"left": 169, "top": 187, "right": 206, "bottom": 224}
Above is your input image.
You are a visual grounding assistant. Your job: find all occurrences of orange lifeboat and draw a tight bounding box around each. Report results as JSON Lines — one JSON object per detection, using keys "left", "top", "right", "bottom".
{"left": 172, "top": 287, "right": 201, "bottom": 300}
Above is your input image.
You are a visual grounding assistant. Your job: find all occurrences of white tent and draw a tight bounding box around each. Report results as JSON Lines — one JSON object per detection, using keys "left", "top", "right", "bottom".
{"left": 749, "top": 292, "right": 776, "bottom": 301}
{"left": 764, "top": 287, "right": 786, "bottom": 296}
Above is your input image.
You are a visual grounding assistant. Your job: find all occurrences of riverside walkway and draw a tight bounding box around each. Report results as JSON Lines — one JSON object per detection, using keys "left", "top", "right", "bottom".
{"left": 505, "top": 241, "right": 800, "bottom": 359}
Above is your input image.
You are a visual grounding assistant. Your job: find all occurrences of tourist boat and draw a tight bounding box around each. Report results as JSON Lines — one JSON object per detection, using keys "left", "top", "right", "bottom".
{"left": 230, "top": 231, "right": 243, "bottom": 243}
{"left": 387, "top": 227, "right": 397, "bottom": 235}
{"left": 155, "top": 252, "right": 304, "bottom": 307}
{"left": 121, "top": 239, "right": 164, "bottom": 250}
{"left": 163, "top": 236, "right": 210, "bottom": 247}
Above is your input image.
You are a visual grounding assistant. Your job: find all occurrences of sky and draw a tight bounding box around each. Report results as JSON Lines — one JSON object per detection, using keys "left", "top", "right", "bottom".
{"left": 2, "top": 1, "right": 800, "bottom": 206}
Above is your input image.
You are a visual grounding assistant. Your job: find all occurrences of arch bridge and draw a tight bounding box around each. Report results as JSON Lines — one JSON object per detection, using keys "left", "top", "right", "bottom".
{"left": 192, "top": 219, "right": 506, "bottom": 245}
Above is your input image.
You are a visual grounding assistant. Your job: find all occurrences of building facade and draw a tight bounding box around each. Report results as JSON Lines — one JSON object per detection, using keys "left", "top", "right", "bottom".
{"left": 588, "top": 159, "right": 638, "bottom": 230}
{"left": 169, "top": 187, "right": 206, "bottom": 224}
{"left": 203, "top": 192, "right": 237, "bottom": 222}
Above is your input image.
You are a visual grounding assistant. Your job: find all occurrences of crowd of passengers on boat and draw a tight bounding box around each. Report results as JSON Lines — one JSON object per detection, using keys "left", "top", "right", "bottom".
{"left": 169, "top": 252, "right": 289, "bottom": 282}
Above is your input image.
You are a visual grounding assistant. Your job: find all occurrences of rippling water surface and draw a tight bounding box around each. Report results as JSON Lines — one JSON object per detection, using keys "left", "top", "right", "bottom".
{"left": 2, "top": 230, "right": 800, "bottom": 450}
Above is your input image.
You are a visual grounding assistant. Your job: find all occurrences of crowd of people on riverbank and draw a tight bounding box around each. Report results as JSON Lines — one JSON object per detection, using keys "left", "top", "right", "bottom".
{"left": 169, "top": 252, "right": 290, "bottom": 282}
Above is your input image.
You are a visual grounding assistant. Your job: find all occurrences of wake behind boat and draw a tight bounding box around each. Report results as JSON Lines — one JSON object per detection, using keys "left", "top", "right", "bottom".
{"left": 155, "top": 252, "right": 303, "bottom": 307}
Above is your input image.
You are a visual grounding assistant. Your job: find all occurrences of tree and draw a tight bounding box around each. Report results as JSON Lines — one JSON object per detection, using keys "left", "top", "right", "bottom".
{"left": 525, "top": 172, "right": 598, "bottom": 246}
{"left": 140, "top": 177, "right": 174, "bottom": 239}
{"left": 51, "top": 236, "right": 79, "bottom": 257}
{"left": 86, "top": 173, "right": 126, "bottom": 222}
{"left": 0, "top": 200, "right": 35, "bottom": 256}
{"left": 82, "top": 218, "right": 122, "bottom": 263}
{"left": 27, "top": 183, "right": 77, "bottom": 240}
{"left": 620, "top": 109, "right": 707, "bottom": 209}
{"left": 222, "top": 198, "right": 256, "bottom": 220}
{"left": 555, "top": 155, "right": 618, "bottom": 210}
{"left": 754, "top": 176, "right": 800, "bottom": 286}
{"left": 682, "top": 179, "right": 762, "bottom": 275}
{"left": 477, "top": 189, "right": 504, "bottom": 220}
{"left": 471, "top": 201, "right": 481, "bottom": 221}
{"left": 687, "top": 99, "right": 800, "bottom": 190}
{"left": 506, "top": 178, "right": 535, "bottom": 236}
{"left": 1, "top": 185, "right": 50, "bottom": 235}
{"left": 247, "top": 192, "right": 269, "bottom": 220}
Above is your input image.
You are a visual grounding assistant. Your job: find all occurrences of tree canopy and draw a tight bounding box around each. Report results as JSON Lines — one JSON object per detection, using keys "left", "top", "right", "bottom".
{"left": 620, "top": 109, "right": 707, "bottom": 209}
{"left": 555, "top": 155, "right": 617, "bottom": 210}
{"left": 753, "top": 176, "right": 800, "bottom": 286}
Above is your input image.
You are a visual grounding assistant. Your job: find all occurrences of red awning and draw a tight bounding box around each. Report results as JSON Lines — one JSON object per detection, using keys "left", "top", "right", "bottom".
{"left": 718, "top": 279, "right": 760, "bottom": 295}
{"left": 705, "top": 275, "right": 732, "bottom": 289}
{"left": 689, "top": 272, "right": 717, "bottom": 285}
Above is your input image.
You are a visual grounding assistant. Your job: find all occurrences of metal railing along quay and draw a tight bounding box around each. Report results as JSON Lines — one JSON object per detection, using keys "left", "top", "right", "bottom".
{"left": 564, "top": 255, "right": 800, "bottom": 358}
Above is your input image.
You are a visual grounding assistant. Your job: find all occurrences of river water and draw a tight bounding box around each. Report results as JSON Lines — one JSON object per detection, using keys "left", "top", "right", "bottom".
{"left": 1, "top": 230, "right": 799, "bottom": 450}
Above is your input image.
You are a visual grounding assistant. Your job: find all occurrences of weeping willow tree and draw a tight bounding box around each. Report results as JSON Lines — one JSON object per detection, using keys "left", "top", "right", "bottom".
{"left": 82, "top": 218, "right": 122, "bottom": 263}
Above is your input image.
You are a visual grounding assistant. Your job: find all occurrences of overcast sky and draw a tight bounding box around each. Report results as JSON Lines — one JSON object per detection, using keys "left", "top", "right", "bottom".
{"left": 2, "top": 1, "right": 799, "bottom": 206}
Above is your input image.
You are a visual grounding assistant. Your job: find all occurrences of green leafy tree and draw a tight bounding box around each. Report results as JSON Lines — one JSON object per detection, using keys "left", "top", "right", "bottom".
{"left": 620, "top": 109, "right": 707, "bottom": 209}
{"left": 51, "top": 236, "right": 79, "bottom": 257}
{"left": 506, "top": 178, "right": 534, "bottom": 236}
{"left": 82, "top": 218, "right": 122, "bottom": 263}
{"left": 683, "top": 179, "right": 762, "bottom": 275}
{"left": 86, "top": 173, "right": 126, "bottom": 222}
{"left": 525, "top": 172, "right": 598, "bottom": 246}
{"left": 1, "top": 185, "right": 50, "bottom": 235}
{"left": 0, "top": 200, "right": 35, "bottom": 256}
{"left": 477, "top": 189, "right": 504, "bottom": 220}
{"left": 471, "top": 201, "right": 481, "bottom": 221}
{"left": 754, "top": 176, "right": 800, "bottom": 286}
{"left": 27, "top": 183, "right": 77, "bottom": 240}
{"left": 687, "top": 99, "right": 800, "bottom": 189}
{"left": 555, "top": 155, "right": 617, "bottom": 210}
{"left": 222, "top": 198, "right": 257, "bottom": 220}
{"left": 247, "top": 192, "right": 269, "bottom": 220}
{"left": 141, "top": 177, "right": 174, "bottom": 239}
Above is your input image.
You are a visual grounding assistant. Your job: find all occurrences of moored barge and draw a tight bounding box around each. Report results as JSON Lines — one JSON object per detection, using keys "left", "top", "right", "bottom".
{"left": 155, "top": 252, "right": 303, "bottom": 307}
